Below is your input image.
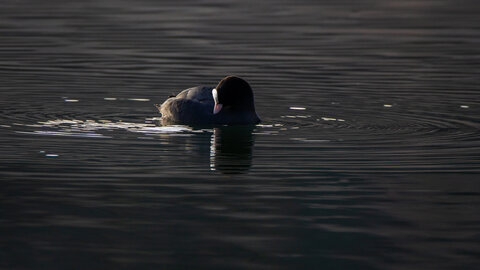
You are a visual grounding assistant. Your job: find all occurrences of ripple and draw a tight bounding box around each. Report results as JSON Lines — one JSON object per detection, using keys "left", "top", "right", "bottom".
{"left": 255, "top": 100, "right": 480, "bottom": 174}
{"left": 16, "top": 130, "right": 112, "bottom": 138}
{"left": 289, "top": 106, "right": 306, "bottom": 110}
{"left": 13, "top": 119, "right": 195, "bottom": 139}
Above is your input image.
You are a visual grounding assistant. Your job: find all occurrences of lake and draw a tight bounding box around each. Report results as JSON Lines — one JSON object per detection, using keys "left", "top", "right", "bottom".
{"left": 1, "top": 0, "right": 479, "bottom": 269}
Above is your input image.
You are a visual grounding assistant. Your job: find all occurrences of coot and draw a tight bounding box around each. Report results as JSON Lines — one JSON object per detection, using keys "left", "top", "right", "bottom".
{"left": 155, "top": 76, "right": 260, "bottom": 125}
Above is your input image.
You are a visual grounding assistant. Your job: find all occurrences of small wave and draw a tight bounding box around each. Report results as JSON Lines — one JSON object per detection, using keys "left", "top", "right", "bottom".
{"left": 14, "top": 119, "right": 194, "bottom": 139}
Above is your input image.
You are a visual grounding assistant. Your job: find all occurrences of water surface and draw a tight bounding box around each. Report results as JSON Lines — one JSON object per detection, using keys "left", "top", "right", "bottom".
{"left": 1, "top": 0, "right": 480, "bottom": 269}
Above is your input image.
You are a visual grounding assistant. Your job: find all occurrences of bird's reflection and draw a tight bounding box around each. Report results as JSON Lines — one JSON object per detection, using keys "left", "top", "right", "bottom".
{"left": 209, "top": 125, "right": 255, "bottom": 174}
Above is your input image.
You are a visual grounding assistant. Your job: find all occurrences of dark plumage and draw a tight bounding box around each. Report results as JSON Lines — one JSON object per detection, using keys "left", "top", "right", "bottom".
{"left": 155, "top": 76, "right": 260, "bottom": 125}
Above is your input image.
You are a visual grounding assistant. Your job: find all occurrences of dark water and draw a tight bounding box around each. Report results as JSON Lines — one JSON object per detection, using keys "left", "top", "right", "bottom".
{"left": 1, "top": 0, "right": 480, "bottom": 269}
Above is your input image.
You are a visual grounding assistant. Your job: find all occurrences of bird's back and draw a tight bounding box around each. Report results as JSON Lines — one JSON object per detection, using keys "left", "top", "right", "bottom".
{"left": 159, "top": 86, "right": 214, "bottom": 124}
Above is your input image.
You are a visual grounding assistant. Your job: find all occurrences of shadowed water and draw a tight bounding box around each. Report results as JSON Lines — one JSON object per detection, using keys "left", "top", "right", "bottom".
{"left": 1, "top": 0, "right": 480, "bottom": 269}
